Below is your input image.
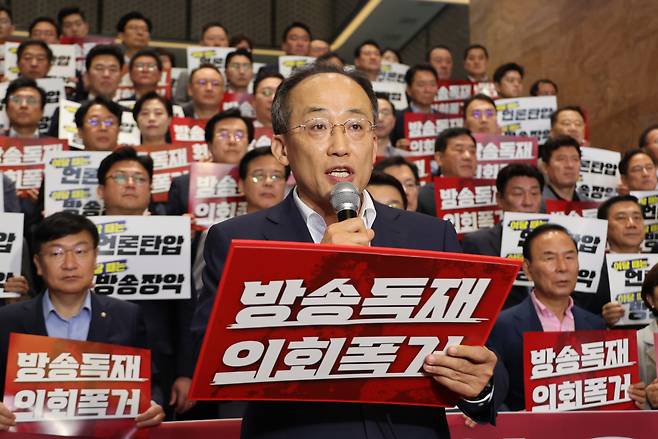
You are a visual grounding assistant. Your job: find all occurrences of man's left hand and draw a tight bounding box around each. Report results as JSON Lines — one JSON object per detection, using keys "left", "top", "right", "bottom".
{"left": 135, "top": 401, "right": 165, "bottom": 428}
{"left": 423, "top": 345, "right": 496, "bottom": 399}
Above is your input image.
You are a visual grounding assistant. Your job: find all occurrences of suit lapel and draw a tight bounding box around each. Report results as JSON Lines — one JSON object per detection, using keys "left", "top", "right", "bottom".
{"left": 262, "top": 193, "right": 313, "bottom": 243}
{"left": 87, "top": 293, "right": 111, "bottom": 342}
{"left": 24, "top": 294, "right": 48, "bottom": 336}
{"left": 513, "top": 297, "right": 543, "bottom": 337}
{"left": 371, "top": 202, "right": 402, "bottom": 248}
{"left": 489, "top": 223, "right": 503, "bottom": 255}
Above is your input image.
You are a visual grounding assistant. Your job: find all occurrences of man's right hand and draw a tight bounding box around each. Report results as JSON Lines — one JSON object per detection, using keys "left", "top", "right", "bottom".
{"left": 0, "top": 402, "right": 16, "bottom": 431}
{"left": 602, "top": 301, "right": 624, "bottom": 327}
{"left": 321, "top": 218, "right": 374, "bottom": 247}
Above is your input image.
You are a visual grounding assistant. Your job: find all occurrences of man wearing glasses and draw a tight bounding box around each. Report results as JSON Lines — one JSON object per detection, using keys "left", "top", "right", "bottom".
{"left": 74, "top": 96, "right": 123, "bottom": 152}
{"left": 125, "top": 49, "right": 162, "bottom": 101}
{"left": 2, "top": 77, "right": 45, "bottom": 139}
{"left": 182, "top": 64, "right": 225, "bottom": 120}
{"left": 463, "top": 93, "right": 500, "bottom": 135}
{"left": 193, "top": 64, "right": 505, "bottom": 438}
{"left": 225, "top": 49, "right": 254, "bottom": 95}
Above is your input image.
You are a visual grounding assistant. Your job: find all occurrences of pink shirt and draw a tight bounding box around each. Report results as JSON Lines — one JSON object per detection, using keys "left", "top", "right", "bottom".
{"left": 530, "top": 290, "right": 575, "bottom": 332}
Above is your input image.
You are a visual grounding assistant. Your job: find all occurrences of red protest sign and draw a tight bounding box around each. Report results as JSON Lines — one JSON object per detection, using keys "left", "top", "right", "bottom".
{"left": 473, "top": 133, "right": 538, "bottom": 179}
{"left": 221, "top": 92, "right": 255, "bottom": 118}
{"left": 190, "top": 240, "right": 520, "bottom": 406}
{"left": 545, "top": 200, "right": 601, "bottom": 218}
{"left": 169, "top": 117, "right": 210, "bottom": 162}
{"left": 253, "top": 126, "right": 274, "bottom": 148}
{"left": 0, "top": 137, "right": 68, "bottom": 191}
{"left": 523, "top": 330, "right": 639, "bottom": 412}
{"left": 3, "top": 333, "right": 150, "bottom": 437}
{"left": 432, "top": 80, "right": 475, "bottom": 116}
{"left": 435, "top": 177, "right": 502, "bottom": 236}
{"left": 188, "top": 162, "right": 247, "bottom": 230}
{"left": 135, "top": 143, "right": 193, "bottom": 203}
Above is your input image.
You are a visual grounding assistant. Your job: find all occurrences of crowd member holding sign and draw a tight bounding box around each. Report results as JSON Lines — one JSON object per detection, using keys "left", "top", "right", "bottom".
{"left": 96, "top": 147, "right": 197, "bottom": 418}
{"left": 0, "top": 212, "right": 165, "bottom": 430}
{"left": 541, "top": 135, "right": 587, "bottom": 203}
{"left": 493, "top": 62, "right": 524, "bottom": 98}
{"left": 182, "top": 64, "right": 225, "bottom": 120}
{"left": 126, "top": 48, "right": 163, "bottom": 100}
{"left": 427, "top": 45, "right": 453, "bottom": 80}
{"left": 391, "top": 64, "right": 439, "bottom": 147}
{"left": 462, "top": 164, "right": 544, "bottom": 308}
{"left": 638, "top": 264, "right": 658, "bottom": 409}
{"left": 57, "top": 6, "right": 90, "bottom": 39}
{"left": 225, "top": 49, "right": 253, "bottom": 94}
{"left": 281, "top": 21, "right": 311, "bottom": 56}
{"left": 619, "top": 148, "right": 658, "bottom": 192}
{"left": 2, "top": 77, "right": 45, "bottom": 138}
{"left": 134, "top": 91, "right": 173, "bottom": 146}
{"left": 374, "top": 156, "right": 420, "bottom": 212}
{"left": 252, "top": 72, "right": 283, "bottom": 129}
{"left": 0, "top": 6, "right": 14, "bottom": 45}
{"left": 74, "top": 95, "right": 122, "bottom": 151}
{"left": 16, "top": 40, "right": 52, "bottom": 80}
{"left": 354, "top": 39, "right": 382, "bottom": 82}
{"left": 463, "top": 93, "right": 500, "bottom": 134}
{"left": 549, "top": 106, "right": 587, "bottom": 146}
{"left": 463, "top": 44, "right": 489, "bottom": 82}
{"left": 28, "top": 17, "right": 59, "bottom": 45}
{"left": 417, "top": 127, "right": 477, "bottom": 216}
{"left": 194, "top": 63, "right": 506, "bottom": 438}
{"left": 116, "top": 11, "right": 152, "bottom": 62}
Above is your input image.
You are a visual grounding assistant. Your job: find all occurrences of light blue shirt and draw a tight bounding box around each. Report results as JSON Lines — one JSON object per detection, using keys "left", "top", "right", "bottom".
{"left": 42, "top": 290, "right": 92, "bottom": 341}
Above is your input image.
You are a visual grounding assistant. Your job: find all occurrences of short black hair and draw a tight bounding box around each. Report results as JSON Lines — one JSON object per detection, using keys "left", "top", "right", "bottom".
{"left": 496, "top": 164, "right": 545, "bottom": 194}
{"left": 3, "top": 77, "right": 47, "bottom": 110}
{"left": 57, "top": 6, "right": 86, "bottom": 26}
{"left": 229, "top": 33, "right": 252, "bottom": 50}
{"left": 33, "top": 212, "right": 99, "bottom": 255}
{"left": 382, "top": 47, "right": 402, "bottom": 63}
{"left": 271, "top": 63, "right": 377, "bottom": 135}
{"left": 132, "top": 91, "right": 173, "bottom": 120}
{"left": 238, "top": 146, "right": 290, "bottom": 181}
{"left": 493, "top": 62, "right": 524, "bottom": 83}
{"left": 129, "top": 48, "right": 162, "bottom": 72}
{"left": 85, "top": 44, "right": 124, "bottom": 70}
{"left": 374, "top": 156, "right": 420, "bottom": 184}
{"left": 282, "top": 21, "right": 311, "bottom": 42}
{"left": 156, "top": 48, "right": 176, "bottom": 68}
{"left": 597, "top": 195, "right": 640, "bottom": 220}
{"left": 29, "top": 16, "right": 60, "bottom": 37}
{"left": 374, "top": 92, "right": 395, "bottom": 114}
{"left": 530, "top": 78, "right": 558, "bottom": 96}
{"left": 550, "top": 105, "right": 585, "bottom": 127}
{"left": 201, "top": 21, "right": 228, "bottom": 38}
{"left": 253, "top": 71, "right": 284, "bottom": 94}
{"left": 522, "top": 223, "right": 577, "bottom": 261}
{"left": 204, "top": 108, "right": 254, "bottom": 144}
{"left": 404, "top": 63, "right": 438, "bottom": 86}
{"left": 618, "top": 148, "right": 654, "bottom": 176}
{"left": 116, "top": 11, "right": 152, "bottom": 33}
{"left": 354, "top": 39, "right": 381, "bottom": 59}
{"left": 638, "top": 123, "right": 658, "bottom": 148}
{"left": 0, "top": 6, "right": 12, "bottom": 22}
{"left": 541, "top": 135, "right": 582, "bottom": 163}
{"left": 368, "top": 171, "right": 408, "bottom": 209}
{"left": 188, "top": 62, "right": 222, "bottom": 83}
{"left": 225, "top": 48, "right": 252, "bottom": 66}
{"left": 17, "top": 39, "right": 54, "bottom": 64}
{"left": 97, "top": 146, "right": 154, "bottom": 185}
{"left": 316, "top": 51, "right": 345, "bottom": 66}
{"left": 426, "top": 45, "right": 451, "bottom": 62}
{"left": 74, "top": 95, "right": 123, "bottom": 129}
{"left": 463, "top": 93, "right": 496, "bottom": 114}
{"left": 435, "top": 127, "right": 475, "bottom": 153}
{"left": 463, "top": 44, "right": 488, "bottom": 60}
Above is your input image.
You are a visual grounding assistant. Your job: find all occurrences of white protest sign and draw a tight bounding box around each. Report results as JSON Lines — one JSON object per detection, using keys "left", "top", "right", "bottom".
{"left": 606, "top": 253, "right": 658, "bottom": 326}
{"left": 58, "top": 99, "right": 83, "bottom": 149}
{"left": 631, "top": 190, "right": 658, "bottom": 253}
{"left": 500, "top": 212, "right": 608, "bottom": 293}
{"left": 495, "top": 96, "right": 558, "bottom": 144}
{"left": 90, "top": 216, "right": 191, "bottom": 300}
{"left": 278, "top": 56, "right": 315, "bottom": 78}
{"left": 43, "top": 150, "right": 109, "bottom": 216}
{"left": 0, "top": 212, "right": 23, "bottom": 298}
{"left": 3, "top": 43, "right": 76, "bottom": 80}
{"left": 186, "top": 46, "right": 235, "bottom": 73}
{"left": 0, "top": 172, "right": 3, "bottom": 211}
{"left": 371, "top": 80, "right": 408, "bottom": 111}
{"left": 377, "top": 62, "right": 409, "bottom": 83}
{"left": 577, "top": 146, "right": 621, "bottom": 201}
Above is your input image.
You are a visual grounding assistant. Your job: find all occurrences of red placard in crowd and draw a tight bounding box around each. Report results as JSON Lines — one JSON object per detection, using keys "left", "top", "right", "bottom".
{"left": 187, "top": 162, "right": 247, "bottom": 230}
{"left": 2, "top": 333, "right": 151, "bottom": 437}
{"left": 523, "top": 330, "right": 639, "bottom": 412}
{"left": 253, "top": 126, "right": 274, "bottom": 148}
{"left": 169, "top": 117, "right": 210, "bottom": 162}
{"left": 221, "top": 92, "right": 255, "bottom": 118}
{"left": 545, "top": 200, "right": 601, "bottom": 218}
{"left": 432, "top": 80, "right": 475, "bottom": 116}
{"left": 434, "top": 177, "right": 502, "bottom": 237}
{"left": 190, "top": 240, "right": 520, "bottom": 406}
{"left": 0, "top": 137, "right": 68, "bottom": 192}
{"left": 135, "top": 144, "right": 193, "bottom": 203}
{"left": 473, "top": 133, "right": 538, "bottom": 179}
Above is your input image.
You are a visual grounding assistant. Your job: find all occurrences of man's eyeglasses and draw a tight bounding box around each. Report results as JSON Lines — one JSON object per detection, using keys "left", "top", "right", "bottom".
{"left": 286, "top": 118, "right": 376, "bottom": 141}
{"left": 215, "top": 130, "right": 246, "bottom": 142}
{"left": 9, "top": 95, "right": 39, "bottom": 106}
{"left": 41, "top": 246, "right": 93, "bottom": 261}
{"left": 108, "top": 172, "right": 149, "bottom": 185}
{"left": 250, "top": 171, "right": 285, "bottom": 184}
{"left": 470, "top": 109, "right": 495, "bottom": 119}
{"left": 85, "top": 117, "right": 116, "bottom": 128}
{"left": 193, "top": 79, "right": 222, "bottom": 88}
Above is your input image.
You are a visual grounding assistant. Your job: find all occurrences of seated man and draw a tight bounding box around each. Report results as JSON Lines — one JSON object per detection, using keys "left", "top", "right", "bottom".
{"left": 225, "top": 48, "right": 253, "bottom": 94}
{"left": 530, "top": 79, "right": 558, "bottom": 96}
{"left": 17, "top": 39, "right": 52, "bottom": 80}
{"left": 541, "top": 135, "right": 587, "bottom": 202}
{"left": 391, "top": 64, "right": 439, "bottom": 147}
{"left": 462, "top": 164, "right": 544, "bottom": 308}
{"left": 366, "top": 171, "right": 407, "bottom": 210}
{"left": 75, "top": 96, "right": 123, "bottom": 151}
{"left": 2, "top": 77, "right": 45, "bottom": 138}
{"left": 0, "top": 6, "right": 14, "bottom": 45}
{"left": 353, "top": 40, "right": 382, "bottom": 82}
{"left": 427, "top": 45, "right": 453, "bottom": 80}
{"left": 116, "top": 11, "right": 152, "bottom": 62}
{"left": 126, "top": 48, "right": 162, "bottom": 100}
{"left": 281, "top": 22, "right": 311, "bottom": 56}
{"left": 0, "top": 212, "right": 165, "bottom": 429}
{"left": 417, "top": 127, "right": 477, "bottom": 216}
{"left": 487, "top": 224, "right": 608, "bottom": 411}
{"left": 253, "top": 72, "right": 284, "bottom": 129}
{"left": 374, "top": 93, "right": 397, "bottom": 157}
{"left": 463, "top": 93, "right": 500, "bottom": 135}
{"left": 57, "top": 6, "right": 89, "bottom": 39}
{"left": 549, "top": 106, "right": 587, "bottom": 146}
{"left": 182, "top": 64, "right": 225, "bottom": 120}
{"left": 619, "top": 148, "right": 657, "bottom": 192}
{"left": 28, "top": 16, "right": 59, "bottom": 44}
{"left": 167, "top": 108, "right": 254, "bottom": 215}
{"left": 493, "top": 63, "right": 524, "bottom": 98}
{"left": 463, "top": 44, "right": 489, "bottom": 82}
{"left": 374, "top": 156, "right": 420, "bottom": 212}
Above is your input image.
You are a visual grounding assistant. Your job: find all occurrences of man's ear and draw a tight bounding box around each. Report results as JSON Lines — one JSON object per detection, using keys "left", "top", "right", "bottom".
{"left": 522, "top": 259, "right": 533, "bottom": 283}
{"left": 434, "top": 151, "right": 443, "bottom": 168}
{"left": 271, "top": 135, "right": 290, "bottom": 166}
{"left": 33, "top": 254, "right": 43, "bottom": 277}
{"left": 96, "top": 184, "right": 105, "bottom": 201}
{"left": 237, "top": 178, "right": 244, "bottom": 194}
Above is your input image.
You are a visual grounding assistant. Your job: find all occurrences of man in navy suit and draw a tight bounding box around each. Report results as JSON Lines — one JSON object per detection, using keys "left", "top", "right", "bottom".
{"left": 0, "top": 212, "right": 165, "bottom": 430}
{"left": 193, "top": 63, "right": 507, "bottom": 438}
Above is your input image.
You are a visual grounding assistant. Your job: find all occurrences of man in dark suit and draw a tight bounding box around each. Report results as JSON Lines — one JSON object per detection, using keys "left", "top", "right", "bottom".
{"left": 487, "top": 223, "right": 607, "bottom": 411}
{"left": 462, "top": 164, "right": 545, "bottom": 308}
{"left": 0, "top": 212, "right": 164, "bottom": 430}
{"left": 193, "top": 64, "right": 507, "bottom": 438}
{"left": 180, "top": 64, "right": 224, "bottom": 120}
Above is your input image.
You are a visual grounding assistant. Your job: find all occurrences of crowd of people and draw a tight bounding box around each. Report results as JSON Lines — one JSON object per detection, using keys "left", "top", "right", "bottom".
{"left": 0, "top": 4, "right": 657, "bottom": 436}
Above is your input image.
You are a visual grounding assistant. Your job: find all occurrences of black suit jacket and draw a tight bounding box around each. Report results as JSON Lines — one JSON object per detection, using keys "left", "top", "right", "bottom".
{"left": 417, "top": 182, "right": 437, "bottom": 217}
{"left": 487, "top": 295, "right": 606, "bottom": 411}
{"left": 461, "top": 223, "right": 529, "bottom": 309}
{"left": 193, "top": 193, "right": 508, "bottom": 439}
{"left": 2, "top": 174, "right": 20, "bottom": 212}
{"left": 0, "top": 292, "right": 149, "bottom": 398}
{"left": 166, "top": 173, "right": 191, "bottom": 215}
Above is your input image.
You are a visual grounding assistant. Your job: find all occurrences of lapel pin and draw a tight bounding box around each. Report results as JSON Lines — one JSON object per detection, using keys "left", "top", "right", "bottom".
{"left": 101, "top": 311, "right": 107, "bottom": 318}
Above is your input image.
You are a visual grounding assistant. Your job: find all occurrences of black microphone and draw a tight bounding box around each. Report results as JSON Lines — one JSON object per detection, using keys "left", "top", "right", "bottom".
{"left": 330, "top": 182, "right": 361, "bottom": 222}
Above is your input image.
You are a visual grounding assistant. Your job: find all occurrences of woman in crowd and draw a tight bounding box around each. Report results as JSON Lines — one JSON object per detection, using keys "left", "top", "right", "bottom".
{"left": 134, "top": 91, "right": 173, "bottom": 146}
